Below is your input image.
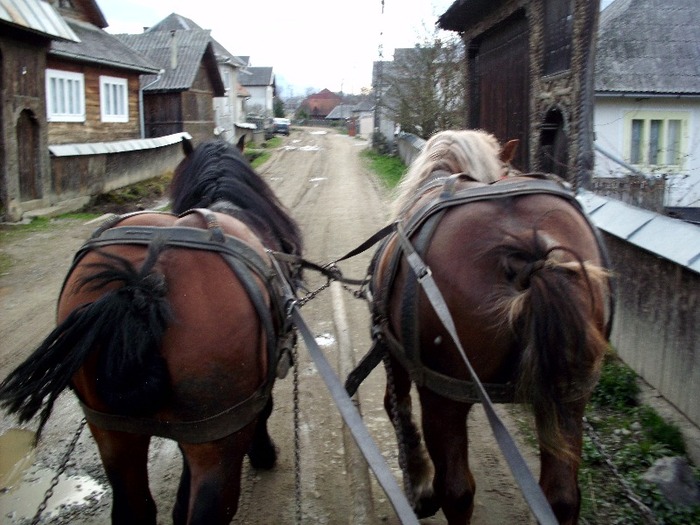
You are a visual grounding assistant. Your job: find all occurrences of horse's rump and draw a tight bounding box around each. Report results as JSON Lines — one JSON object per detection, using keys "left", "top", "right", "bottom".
{"left": 374, "top": 176, "right": 611, "bottom": 456}
{"left": 58, "top": 214, "right": 274, "bottom": 436}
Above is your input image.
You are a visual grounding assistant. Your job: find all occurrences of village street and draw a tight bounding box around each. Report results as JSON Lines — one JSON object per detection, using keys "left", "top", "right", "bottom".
{"left": 0, "top": 128, "right": 538, "bottom": 524}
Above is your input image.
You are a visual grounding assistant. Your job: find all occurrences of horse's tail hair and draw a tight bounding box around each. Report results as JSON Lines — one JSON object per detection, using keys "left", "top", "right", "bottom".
{"left": 0, "top": 238, "right": 172, "bottom": 439}
{"left": 494, "top": 231, "right": 609, "bottom": 460}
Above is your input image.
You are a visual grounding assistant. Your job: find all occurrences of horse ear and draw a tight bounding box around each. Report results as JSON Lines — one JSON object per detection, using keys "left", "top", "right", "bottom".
{"left": 500, "top": 139, "right": 519, "bottom": 164}
{"left": 236, "top": 135, "right": 246, "bottom": 152}
{"left": 181, "top": 137, "right": 194, "bottom": 157}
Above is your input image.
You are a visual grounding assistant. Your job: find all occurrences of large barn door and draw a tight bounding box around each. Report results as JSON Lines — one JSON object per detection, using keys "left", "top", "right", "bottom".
{"left": 17, "top": 109, "right": 42, "bottom": 202}
{"left": 470, "top": 12, "right": 530, "bottom": 171}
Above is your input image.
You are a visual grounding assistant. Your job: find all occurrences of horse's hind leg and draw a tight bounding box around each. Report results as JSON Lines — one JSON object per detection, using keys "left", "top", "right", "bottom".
{"left": 89, "top": 427, "right": 156, "bottom": 525}
{"left": 537, "top": 401, "right": 586, "bottom": 525}
{"left": 419, "top": 390, "right": 475, "bottom": 524}
{"left": 178, "top": 428, "right": 254, "bottom": 524}
{"left": 247, "top": 396, "right": 277, "bottom": 469}
{"left": 384, "top": 356, "right": 437, "bottom": 517}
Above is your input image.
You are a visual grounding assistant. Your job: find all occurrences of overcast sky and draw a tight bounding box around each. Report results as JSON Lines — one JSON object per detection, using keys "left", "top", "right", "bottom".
{"left": 98, "top": 0, "right": 456, "bottom": 97}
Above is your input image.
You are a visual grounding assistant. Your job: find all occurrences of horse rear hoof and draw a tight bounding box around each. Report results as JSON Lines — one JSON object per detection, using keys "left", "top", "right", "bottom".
{"left": 247, "top": 440, "right": 278, "bottom": 470}
{"left": 414, "top": 495, "right": 440, "bottom": 519}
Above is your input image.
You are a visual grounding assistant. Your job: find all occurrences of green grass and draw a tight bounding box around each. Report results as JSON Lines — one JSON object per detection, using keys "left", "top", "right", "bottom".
{"left": 361, "top": 149, "right": 406, "bottom": 189}
{"left": 579, "top": 352, "right": 700, "bottom": 524}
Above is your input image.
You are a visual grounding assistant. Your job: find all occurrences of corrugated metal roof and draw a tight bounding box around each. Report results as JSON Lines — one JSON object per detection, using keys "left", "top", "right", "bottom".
{"left": 596, "top": 0, "right": 700, "bottom": 95}
{"left": 116, "top": 29, "right": 220, "bottom": 93}
{"left": 48, "top": 132, "right": 192, "bottom": 157}
{"left": 0, "top": 0, "right": 79, "bottom": 42}
{"left": 50, "top": 18, "right": 159, "bottom": 73}
{"left": 578, "top": 191, "right": 700, "bottom": 274}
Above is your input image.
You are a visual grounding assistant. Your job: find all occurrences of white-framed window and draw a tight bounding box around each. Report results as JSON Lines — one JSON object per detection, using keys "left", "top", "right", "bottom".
{"left": 625, "top": 111, "right": 688, "bottom": 168}
{"left": 46, "top": 69, "right": 85, "bottom": 122}
{"left": 100, "top": 75, "right": 129, "bottom": 123}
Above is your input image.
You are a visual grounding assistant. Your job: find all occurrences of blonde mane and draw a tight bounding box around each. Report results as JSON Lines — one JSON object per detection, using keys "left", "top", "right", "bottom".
{"left": 392, "top": 129, "right": 506, "bottom": 218}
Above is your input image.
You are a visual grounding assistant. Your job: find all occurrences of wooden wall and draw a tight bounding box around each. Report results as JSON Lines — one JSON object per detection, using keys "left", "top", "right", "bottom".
{"left": 46, "top": 57, "right": 142, "bottom": 144}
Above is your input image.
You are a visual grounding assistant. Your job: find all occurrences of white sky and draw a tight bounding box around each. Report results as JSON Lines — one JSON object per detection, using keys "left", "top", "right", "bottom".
{"left": 98, "top": 0, "right": 456, "bottom": 97}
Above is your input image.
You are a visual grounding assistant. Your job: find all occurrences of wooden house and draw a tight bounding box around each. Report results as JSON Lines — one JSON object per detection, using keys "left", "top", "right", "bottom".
{"left": 143, "top": 13, "right": 251, "bottom": 146}
{"left": 116, "top": 28, "right": 225, "bottom": 146}
{"left": 45, "top": 0, "right": 161, "bottom": 145}
{"left": 438, "top": 0, "right": 600, "bottom": 189}
{"left": 0, "top": 0, "right": 79, "bottom": 221}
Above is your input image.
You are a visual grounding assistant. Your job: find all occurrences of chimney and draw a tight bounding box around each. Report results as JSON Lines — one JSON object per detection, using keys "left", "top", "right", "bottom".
{"left": 170, "top": 30, "right": 178, "bottom": 70}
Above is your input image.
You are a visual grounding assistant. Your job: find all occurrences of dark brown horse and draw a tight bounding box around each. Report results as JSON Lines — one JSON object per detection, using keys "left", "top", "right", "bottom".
{"left": 0, "top": 139, "right": 303, "bottom": 524}
{"left": 370, "top": 129, "right": 612, "bottom": 524}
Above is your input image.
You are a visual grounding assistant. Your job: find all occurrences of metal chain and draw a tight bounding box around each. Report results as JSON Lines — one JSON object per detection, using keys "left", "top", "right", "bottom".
{"left": 583, "top": 417, "right": 658, "bottom": 524}
{"left": 382, "top": 354, "right": 415, "bottom": 507}
{"left": 31, "top": 418, "right": 87, "bottom": 525}
{"left": 292, "top": 342, "right": 303, "bottom": 525}
{"left": 296, "top": 279, "right": 331, "bottom": 308}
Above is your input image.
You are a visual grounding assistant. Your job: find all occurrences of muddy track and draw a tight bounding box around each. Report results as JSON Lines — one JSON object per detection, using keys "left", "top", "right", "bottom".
{"left": 0, "top": 128, "right": 540, "bottom": 524}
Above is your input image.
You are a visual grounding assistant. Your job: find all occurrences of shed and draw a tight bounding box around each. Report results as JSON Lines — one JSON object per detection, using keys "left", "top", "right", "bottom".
{"left": 438, "top": 0, "right": 600, "bottom": 189}
{"left": 117, "top": 29, "right": 225, "bottom": 145}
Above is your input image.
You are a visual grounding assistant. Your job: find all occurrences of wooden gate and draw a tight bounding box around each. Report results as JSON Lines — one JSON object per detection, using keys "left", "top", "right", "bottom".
{"left": 469, "top": 12, "right": 530, "bottom": 171}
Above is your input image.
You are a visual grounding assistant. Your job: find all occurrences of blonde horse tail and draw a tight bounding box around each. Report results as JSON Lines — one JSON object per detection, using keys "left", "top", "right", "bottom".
{"left": 495, "top": 232, "right": 609, "bottom": 460}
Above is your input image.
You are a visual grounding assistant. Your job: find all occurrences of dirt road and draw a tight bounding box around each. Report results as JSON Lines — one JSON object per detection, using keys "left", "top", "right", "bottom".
{"left": 0, "top": 128, "right": 538, "bottom": 524}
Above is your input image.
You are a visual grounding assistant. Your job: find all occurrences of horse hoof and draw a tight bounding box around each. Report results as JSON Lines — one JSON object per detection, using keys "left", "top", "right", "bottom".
{"left": 248, "top": 441, "right": 278, "bottom": 470}
{"left": 414, "top": 496, "right": 440, "bottom": 519}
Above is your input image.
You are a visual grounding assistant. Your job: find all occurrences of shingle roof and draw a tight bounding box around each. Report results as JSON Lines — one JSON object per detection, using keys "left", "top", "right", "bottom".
{"left": 50, "top": 18, "right": 158, "bottom": 73}
{"left": 116, "top": 29, "right": 224, "bottom": 94}
{"left": 239, "top": 66, "right": 274, "bottom": 87}
{"left": 596, "top": 0, "right": 700, "bottom": 95}
{"left": 146, "top": 13, "right": 245, "bottom": 67}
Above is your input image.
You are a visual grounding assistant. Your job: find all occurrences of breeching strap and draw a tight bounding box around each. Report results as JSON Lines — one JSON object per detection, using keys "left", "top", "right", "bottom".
{"left": 394, "top": 222, "right": 559, "bottom": 525}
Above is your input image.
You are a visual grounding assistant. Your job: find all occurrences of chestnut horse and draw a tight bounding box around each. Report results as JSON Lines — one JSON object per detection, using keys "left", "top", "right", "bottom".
{"left": 0, "top": 139, "right": 303, "bottom": 524}
{"left": 370, "top": 130, "right": 612, "bottom": 524}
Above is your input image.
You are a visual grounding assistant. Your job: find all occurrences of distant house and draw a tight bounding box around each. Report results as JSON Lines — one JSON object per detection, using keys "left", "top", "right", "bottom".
{"left": 0, "top": 0, "right": 79, "bottom": 221}
{"left": 143, "top": 13, "right": 251, "bottom": 145}
{"left": 438, "top": 0, "right": 600, "bottom": 188}
{"left": 299, "top": 88, "right": 342, "bottom": 119}
{"left": 116, "top": 28, "right": 225, "bottom": 145}
{"left": 593, "top": 0, "right": 700, "bottom": 216}
{"left": 325, "top": 104, "right": 355, "bottom": 121}
{"left": 239, "top": 66, "right": 275, "bottom": 118}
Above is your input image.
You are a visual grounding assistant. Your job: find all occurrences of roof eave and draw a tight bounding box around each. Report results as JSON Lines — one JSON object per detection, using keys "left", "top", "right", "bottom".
{"left": 48, "top": 49, "right": 161, "bottom": 74}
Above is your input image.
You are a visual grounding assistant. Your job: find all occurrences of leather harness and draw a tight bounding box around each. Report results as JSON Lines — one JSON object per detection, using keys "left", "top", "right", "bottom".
{"left": 346, "top": 174, "right": 614, "bottom": 404}
{"left": 65, "top": 208, "right": 296, "bottom": 443}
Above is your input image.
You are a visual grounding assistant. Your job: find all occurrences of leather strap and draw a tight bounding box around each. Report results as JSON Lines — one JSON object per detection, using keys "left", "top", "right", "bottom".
{"left": 395, "top": 222, "right": 559, "bottom": 525}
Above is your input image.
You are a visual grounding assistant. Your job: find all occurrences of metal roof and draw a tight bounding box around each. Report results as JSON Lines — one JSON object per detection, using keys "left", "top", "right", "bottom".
{"left": 577, "top": 191, "right": 700, "bottom": 274}
{"left": 0, "top": 0, "right": 79, "bottom": 42}
{"left": 49, "top": 132, "right": 192, "bottom": 157}
{"left": 50, "top": 18, "right": 159, "bottom": 73}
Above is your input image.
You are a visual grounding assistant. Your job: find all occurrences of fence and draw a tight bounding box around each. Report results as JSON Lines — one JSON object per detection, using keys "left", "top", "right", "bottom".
{"left": 42, "top": 132, "right": 190, "bottom": 216}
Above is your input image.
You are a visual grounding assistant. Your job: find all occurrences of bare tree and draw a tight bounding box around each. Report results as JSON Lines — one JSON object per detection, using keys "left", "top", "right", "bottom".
{"left": 379, "top": 31, "right": 466, "bottom": 138}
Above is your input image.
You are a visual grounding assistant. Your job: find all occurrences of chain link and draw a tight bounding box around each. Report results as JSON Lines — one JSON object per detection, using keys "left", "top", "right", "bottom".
{"left": 31, "top": 418, "right": 87, "bottom": 525}
{"left": 292, "top": 342, "right": 303, "bottom": 525}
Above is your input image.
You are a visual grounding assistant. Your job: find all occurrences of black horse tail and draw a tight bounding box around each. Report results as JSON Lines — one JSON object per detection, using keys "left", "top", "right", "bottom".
{"left": 0, "top": 238, "right": 173, "bottom": 439}
{"left": 495, "top": 231, "right": 609, "bottom": 460}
